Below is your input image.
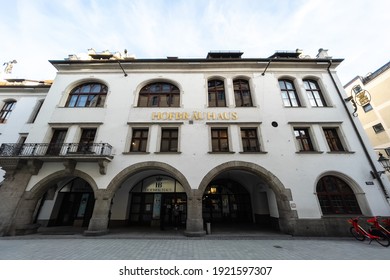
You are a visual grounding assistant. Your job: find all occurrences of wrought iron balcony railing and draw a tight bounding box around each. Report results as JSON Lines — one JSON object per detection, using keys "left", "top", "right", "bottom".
{"left": 0, "top": 143, "right": 113, "bottom": 157}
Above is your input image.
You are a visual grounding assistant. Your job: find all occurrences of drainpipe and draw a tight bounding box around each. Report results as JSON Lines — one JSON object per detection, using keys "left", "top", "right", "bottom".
{"left": 327, "top": 60, "right": 389, "bottom": 201}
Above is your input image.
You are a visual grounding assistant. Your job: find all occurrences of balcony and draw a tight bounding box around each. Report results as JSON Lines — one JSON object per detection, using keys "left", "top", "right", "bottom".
{"left": 0, "top": 143, "right": 113, "bottom": 175}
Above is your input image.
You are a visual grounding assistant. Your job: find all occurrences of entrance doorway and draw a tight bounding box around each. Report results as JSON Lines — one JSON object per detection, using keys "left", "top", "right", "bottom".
{"left": 128, "top": 175, "right": 187, "bottom": 229}
{"left": 203, "top": 179, "right": 252, "bottom": 224}
{"left": 53, "top": 178, "right": 95, "bottom": 227}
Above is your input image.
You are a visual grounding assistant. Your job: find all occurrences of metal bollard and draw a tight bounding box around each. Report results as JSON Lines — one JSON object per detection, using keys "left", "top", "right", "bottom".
{"left": 206, "top": 222, "right": 211, "bottom": 235}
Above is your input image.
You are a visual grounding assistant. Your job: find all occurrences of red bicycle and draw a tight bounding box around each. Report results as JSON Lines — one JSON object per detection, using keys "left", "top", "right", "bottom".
{"left": 348, "top": 217, "right": 390, "bottom": 247}
{"left": 367, "top": 216, "right": 390, "bottom": 237}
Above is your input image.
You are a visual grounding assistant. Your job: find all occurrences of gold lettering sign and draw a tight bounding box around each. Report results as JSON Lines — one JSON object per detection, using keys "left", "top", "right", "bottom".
{"left": 152, "top": 111, "right": 238, "bottom": 121}
{"left": 352, "top": 85, "right": 371, "bottom": 107}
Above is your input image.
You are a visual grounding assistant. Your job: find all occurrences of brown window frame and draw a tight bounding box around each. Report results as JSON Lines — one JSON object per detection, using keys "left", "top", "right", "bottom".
{"left": 160, "top": 128, "right": 179, "bottom": 152}
{"left": 317, "top": 175, "right": 362, "bottom": 215}
{"left": 208, "top": 79, "right": 226, "bottom": 107}
{"left": 241, "top": 128, "right": 260, "bottom": 152}
{"left": 78, "top": 128, "right": 97, "bottom": 153}
{"left": 138, "top": 82, "right": 180, "bottom": 107}
{"left": 233, "top": 79, "right": 253, "bottom": 107}
{"left": 130, "top": 128, "right": 149, "bottom": 152}
{"left": 294, "top": 127, "right": 314, "bottom": 151}
{"left": 211, "top": 128, "right": 229, "bottom": 152}
{"left": 323, "top": 128, "right": 345, "bottom": 152}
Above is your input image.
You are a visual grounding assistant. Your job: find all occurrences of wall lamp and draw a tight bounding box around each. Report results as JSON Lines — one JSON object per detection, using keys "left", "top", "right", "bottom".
{"left": 371, "top": 153, "right": 390, "bottom": 178}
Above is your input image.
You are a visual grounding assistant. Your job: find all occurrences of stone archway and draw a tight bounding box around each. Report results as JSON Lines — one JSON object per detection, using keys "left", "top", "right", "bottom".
{"left": 197, "top": 161, "right": 297, "bottom": 234}
{"left": 100, "top": 161, "right": 199, "bottom": 235}
{"left": 8, "top": 169, "right": 99, "bottom": 235}
{"left": 106, "top": 161, "right": 192, "bottom": 196}
{"left": 314, "top": 171, "right": 371, "bottom": 216}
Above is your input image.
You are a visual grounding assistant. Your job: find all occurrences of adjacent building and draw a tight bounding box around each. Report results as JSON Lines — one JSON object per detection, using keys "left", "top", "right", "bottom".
{"left": 1, "top": 49, "right": 389, "bottom": 237}
{"left": 344, "top": 61, "right": 390, "bottom": 181}
{"left": 0, "top": 78, "right": 51, "bottom": 182}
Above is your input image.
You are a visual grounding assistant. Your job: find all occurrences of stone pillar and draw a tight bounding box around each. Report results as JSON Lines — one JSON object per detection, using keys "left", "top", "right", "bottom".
{"left": 9, "top": 195, "right": 41, "bottom": 235}
{"left": 184, "top": 190, "right": 206, "bottom": 237}
{"left": 0, "top": 160, "right": 42, "bottom": 236}
{"left": 276, "top": 190, "right": 298, "bottom": 235}
{"left": 84, "top": 190, "right": 112, "bottom": 236}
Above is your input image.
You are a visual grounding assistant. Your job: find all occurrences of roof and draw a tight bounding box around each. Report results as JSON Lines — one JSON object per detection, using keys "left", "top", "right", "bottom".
{"left": 344, "top": 60, "right": 390, "bottom": 87}
{"left": 0, "top": 79, "right": 52, "bottom": 88}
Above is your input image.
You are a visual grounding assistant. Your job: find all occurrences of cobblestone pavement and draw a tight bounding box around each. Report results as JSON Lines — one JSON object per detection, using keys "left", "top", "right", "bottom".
{"left": 0, "top": 231, "right": 390, "bottom": 260}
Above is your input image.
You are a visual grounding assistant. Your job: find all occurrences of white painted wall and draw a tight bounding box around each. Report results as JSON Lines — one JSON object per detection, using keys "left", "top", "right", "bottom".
{"left": 20, "top": 59, "right": 390, "bottom": 221}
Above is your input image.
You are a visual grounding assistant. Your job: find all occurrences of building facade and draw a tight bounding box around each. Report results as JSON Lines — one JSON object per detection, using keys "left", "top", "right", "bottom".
{"left": 1, "top": 49, "right": 390, "bottom": 237}
{"left": 0, "top": 78, "right": 51, "bottom": 181}
{"left": 344, "top": 61, "right": 390, "bottom": 180}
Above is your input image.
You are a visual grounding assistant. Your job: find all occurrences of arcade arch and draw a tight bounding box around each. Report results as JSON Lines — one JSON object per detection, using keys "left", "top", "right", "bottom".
{"left": 199, "top": 161, "right": 297, "bottom": 233}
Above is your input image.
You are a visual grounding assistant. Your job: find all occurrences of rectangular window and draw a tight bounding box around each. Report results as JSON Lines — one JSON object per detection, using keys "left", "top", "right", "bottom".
{"left": 373, "top": 123, "right": 385, "bottom": 134}
{"left": 27, "top": 99, "right": 44, "bottom": 123}
{"left": 363, "top": 103, "right": 373, "bottom": 112}
{"left": 0, "top": 101, "right": 16, "bottom": 123}
{"left": 160, "top": 128, "right": 178, "bottom": 152}
{"left": 323, "top": 128, "right": 345, "bottom": 151}
{"left": 78, "top": 128, "right": 97, "bottom": 153}
{"left": 294, "top": 128, "right": 314, "bottom": 151}
{"left": 130, "top": 128, "right": 149, "bottom": 152}
{"left": 385, "top": 148, "right": 390, "bottom": 157}
{"left": 241, "top": 128, "right": 260, "bottom": 152}
{"left": 47, "top": 129, "right": 68, "bottom": 155}
{"left": 211, "top": 128, "right": 229, "bottom": 152}
{"left": 279, "top": 80, "right": 301, "bottom": 107}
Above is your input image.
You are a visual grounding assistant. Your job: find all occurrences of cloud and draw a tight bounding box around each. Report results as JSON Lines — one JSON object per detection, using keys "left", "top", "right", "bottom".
{"left": 1, "top": 0, "right": 390, "bottom": 84}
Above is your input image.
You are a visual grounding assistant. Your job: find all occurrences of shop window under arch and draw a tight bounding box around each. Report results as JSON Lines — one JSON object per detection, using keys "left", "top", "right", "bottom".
{"left": 203, "top": 179, "right": 252, "bottom": 223}
{"left": 316, "top": 175, "right": 362, "bottom": 215}
{"left": 51, "top": 178, "right": 95, "bottom": 227}
{"left": 128, "top": 175, "right": 187, "bottom": 228}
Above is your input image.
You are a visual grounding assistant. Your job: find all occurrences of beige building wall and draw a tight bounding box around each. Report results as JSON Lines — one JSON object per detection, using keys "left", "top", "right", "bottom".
{"left": 344, "top": 61, "right": 390, "bottom": 177}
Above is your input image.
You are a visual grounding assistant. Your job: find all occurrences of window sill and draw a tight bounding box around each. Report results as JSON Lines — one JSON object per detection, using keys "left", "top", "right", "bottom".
{"left": 295, "top": 151, "right": 324, "bottom": 154}
{"left": 310, "top": 106, "right": 333, "bottom": 108}
{"left": 208, "top": 151, "right": 235, "bottom": 154}
{"left": 326, "top": 151, "right": 355, "bottom": 154}
{"left": 239, "top": 151, "right": 268, "bottom": 154}
{"left": 122, "top": 152, "right": 150, "bottom": 155}
{"left": 154, "top": 152, "right": 182, "bottom": 154}
{"left": 284, "top": 106, "right": 306, "bottom": 108}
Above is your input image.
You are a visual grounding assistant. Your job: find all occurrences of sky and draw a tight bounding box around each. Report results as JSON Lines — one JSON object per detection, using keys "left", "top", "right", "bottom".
{"left": 0, "top": 0, "right": 389, "bottom": 85}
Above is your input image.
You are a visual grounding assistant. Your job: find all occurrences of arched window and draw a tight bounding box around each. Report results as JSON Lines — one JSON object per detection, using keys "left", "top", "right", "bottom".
{"left": 208, "top": 79, "right": 226, "bottom": 107}
{"left": 66, "top": 83, "right": 107, "bottom": 107}
{"left": 233, "top": 79, "right": 253, "bottom": 107}
{"left": 138, "top": 82, "right": 180, "bottom": 107}
{"left": 303, "top": 79, "right": 327, "bottom": 107}
{"left": 316, "top": 175, "right": 361, "bottom": 215}
{"left": 278, "top": 79, "right": 301, "bottom": 107}
{"left": 0, "top": 100, "right": 16, "bottom": 123}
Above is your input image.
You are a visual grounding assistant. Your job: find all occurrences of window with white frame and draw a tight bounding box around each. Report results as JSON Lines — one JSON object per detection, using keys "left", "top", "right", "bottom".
{"left": 303, "top": 79, "right": 327, "bottom": 107}
{"left": 278, "top": 79, "right": 301, "bottom": 107}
